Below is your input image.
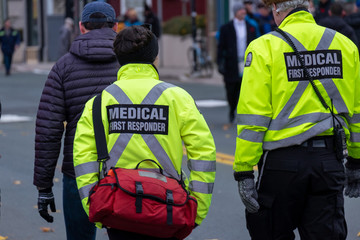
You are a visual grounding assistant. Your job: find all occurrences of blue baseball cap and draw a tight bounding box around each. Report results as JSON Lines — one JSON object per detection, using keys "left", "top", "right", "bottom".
{"left": 81, "top": 1, "right": 117, "bottom": 23}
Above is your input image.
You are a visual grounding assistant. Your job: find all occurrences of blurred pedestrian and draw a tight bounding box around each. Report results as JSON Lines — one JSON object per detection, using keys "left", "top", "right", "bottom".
{"left": 73, "top": 25, "right": 216, "bottom": 240}
{"left": 217, "top": 3, "right": 260, "bottom": 123}
{"left": 254, "top": 3, "right": 276, "bottom": 35}
{"left": 314, "top": 0, "right": 332, "bottom": 23}
{"left": 58, "top": 17, "right": 74, "bottom": 59}
{"left": 33, "top": 2, "right": 119, "bottom": 240}
{"left": 144, "top": 3, "right": 161, "bottom": 38}
{"left": 344, "top": 2, "right": 360, "bottom": 48}
{"left": 0, "top": 18, "right": 20, "bottom": 76}
{"left": 124, "top": 8, "right": 143, "bottom": 27}
{"left": 318, "top": 2, "right": 358, "bottom": 47}
{"left": 234, "top": 0, "right": 360, "bottom": 238}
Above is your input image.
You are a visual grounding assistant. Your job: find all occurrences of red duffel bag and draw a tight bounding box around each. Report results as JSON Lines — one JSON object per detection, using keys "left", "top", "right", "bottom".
{"left": 88, "top": 160, "right": 198, "bottom": 240}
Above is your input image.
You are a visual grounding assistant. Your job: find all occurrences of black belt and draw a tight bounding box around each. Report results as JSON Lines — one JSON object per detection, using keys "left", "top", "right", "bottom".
{"left": 300, "top": 136, "right": 334, "bottom": 148}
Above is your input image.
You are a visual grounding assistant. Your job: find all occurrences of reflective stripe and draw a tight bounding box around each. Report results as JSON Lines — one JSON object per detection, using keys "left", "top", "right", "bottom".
{"left": 237, "top": 114, "right": 271, "bottom": 127}
{"left": 188, "top": 160, "right": 216, "bottom": 172}
{"left": 142, "top": 82, "right": 176, "bottom": 104}
{"left": 189, "top": 181, "right": 214, "bottom": 194}
{"left": 107, "top": 133, "right": 133, "bottom": 168}
{"left": 267, "top": 29, "right": 348, "bottom": 138}
{"left": 350, "top": 132, "right": 360, "bottom": 142}
{"left": 142, "top": 134, "right": 180, "bottom": 179}
{"left": 105, "top": 84, "right": 133, "bottom": 104}
{"left": 269, "top": 112, "right": 331, "bottom": 130}
{"left": 316, "top": 28, "right": 336, "bottom": 50}
{"left": 264, "top": 116, "right": 346, "bottom": 150}
{"left": 79, "top": 182, "right": 97, "bottom": 200}
{"left": 349, "top": 114, "right": 360, "bottom": 124}
{"left": 321, "top": 80, "right": 349, "bottom": 113}
{"left": 74, "top": 161, "right": 98, "bottom": 177}
{"left": 238, "top": 129, "right": 265, "bottom": 143}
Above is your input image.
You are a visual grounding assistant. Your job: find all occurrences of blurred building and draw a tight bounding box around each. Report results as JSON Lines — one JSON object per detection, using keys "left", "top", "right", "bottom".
{"left": 0, "top": 0, "right": 243, "bottom": 64}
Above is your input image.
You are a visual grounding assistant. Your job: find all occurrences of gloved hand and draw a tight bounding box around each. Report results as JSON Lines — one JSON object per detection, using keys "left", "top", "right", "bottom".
{"left": 345, "top": 157, "right": 360, "bottom": 198}
{"left": 38, "top": 188, "right": 56, "bottom": 222}
{"left": 235, "top": 171, "right": 260, "bottom": 213}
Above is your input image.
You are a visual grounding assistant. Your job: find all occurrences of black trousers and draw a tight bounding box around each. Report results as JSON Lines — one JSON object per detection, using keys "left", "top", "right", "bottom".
{"left": 106, "top": 228, "right": 178, "bottom": 240}
{"left": 247, "top": 137, "right": 347, "bottom": 240}
{"left": 224, "top": 80, "right": 241, "bottom": 122}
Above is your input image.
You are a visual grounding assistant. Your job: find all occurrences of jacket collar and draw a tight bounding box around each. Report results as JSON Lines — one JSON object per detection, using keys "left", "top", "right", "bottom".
{"left": 279, "top": 8, "right": 315, "bottom": 29}
{"left": 117, "top": 64, "right": 160, "bottom": 81}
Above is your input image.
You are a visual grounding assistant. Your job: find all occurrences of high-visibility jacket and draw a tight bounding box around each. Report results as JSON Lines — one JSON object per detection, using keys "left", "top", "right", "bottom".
{"left": 74, "top": 64, "right": 216, "bottom": 225}
{"left": 234, "top": 9, "right": 360, "bottom": 172}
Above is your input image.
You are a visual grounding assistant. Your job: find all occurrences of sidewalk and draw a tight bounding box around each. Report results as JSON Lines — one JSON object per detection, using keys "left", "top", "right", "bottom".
{"left": 13, "top": 62, "right": 223, "bottom": 86}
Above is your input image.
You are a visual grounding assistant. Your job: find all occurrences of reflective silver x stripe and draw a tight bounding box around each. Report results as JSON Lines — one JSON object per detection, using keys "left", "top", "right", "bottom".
{"left": 188, "top": 160, "right": 216, "bottom": 172}
{"left": 189, "top": 181, "right": 214, "bottom": 194}
{"left": 269, "top": 29, "right": 348, "bottom": 131}
{"left": 238, "top": 129, "right": 265, "bottom": 143}
{"left": 237, "top": 114, "right": 271, "bottom": 127}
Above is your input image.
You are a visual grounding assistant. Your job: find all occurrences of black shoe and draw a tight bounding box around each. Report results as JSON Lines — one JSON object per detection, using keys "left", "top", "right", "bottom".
{"left": 5, "top": 70, "right": 10, "bottom": 76}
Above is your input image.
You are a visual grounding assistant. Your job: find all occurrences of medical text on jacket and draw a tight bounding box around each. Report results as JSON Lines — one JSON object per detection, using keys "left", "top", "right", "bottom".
{"left": 107, "top": 104, "right": 169, "bottom": 135}
{"left": 284, "top": 50, "right": 343, "bottom": 81}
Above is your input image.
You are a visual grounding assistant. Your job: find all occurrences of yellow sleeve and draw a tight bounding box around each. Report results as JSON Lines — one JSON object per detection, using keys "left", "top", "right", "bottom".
{"left": 181, "top": 96, "right": 216, "bottom": 225}
{"left": 234, "top": 40, "right": 273, "bottom": 172}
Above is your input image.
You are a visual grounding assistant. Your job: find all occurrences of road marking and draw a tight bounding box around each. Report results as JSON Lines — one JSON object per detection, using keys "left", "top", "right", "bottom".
{"left": 0, "top": 114, "right": 32, "bottom": 123}
{"left": 195, "top": 99, "right": 227, "bottom": 108}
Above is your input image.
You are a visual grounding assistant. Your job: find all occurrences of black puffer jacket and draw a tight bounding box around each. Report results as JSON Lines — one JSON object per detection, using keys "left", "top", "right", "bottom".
{"left": 34, "top": 28, "right": 120, "bottom": 188}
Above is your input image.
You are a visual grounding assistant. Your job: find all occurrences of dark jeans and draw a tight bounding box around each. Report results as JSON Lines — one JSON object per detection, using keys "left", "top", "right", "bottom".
{"left": 246, "top": 137, "right": 347, "bottom": 240}
{"left": 107, "top": 228, "right": 179, "bottom": 240}
{"left": 63, "top": 174, "right": 96, "bottom": 240}
{"left": 224, "top": 80, "right": 241, "bottom": 123}
{"left": 3, "top": 53, "right": 12, "bottom": 73}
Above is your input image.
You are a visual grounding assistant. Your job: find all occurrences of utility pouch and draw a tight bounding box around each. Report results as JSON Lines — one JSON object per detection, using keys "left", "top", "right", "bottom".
{"left": 334, "top": 124, "right": 348, "bottom": 161}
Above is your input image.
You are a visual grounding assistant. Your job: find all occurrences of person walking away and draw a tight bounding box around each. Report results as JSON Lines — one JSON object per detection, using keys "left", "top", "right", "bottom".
{"left": 217, "top": 3, "right": 260, "bottom": 124}
{"left": 318, "top": 2, "right": 358, "bottom": 48}
{"left": 233, "top": 0, "right": 360, "bottom": 239}
{"left": 0, "top": 18, "right": 20, "bottom": 76}
{"left": 33, "top": 2, "right": 119, "bottom": 240}
{"left": 344, "top": 2, "right": 360, "bottom": 49}
{"left": 144, "top": 3, "right": 161, "bottom": 38}
{"left": 58, "top": 17, "right": 74, "bottom": 59}
{"left": 73, "top": 25, "right": 216, "bottom": 240}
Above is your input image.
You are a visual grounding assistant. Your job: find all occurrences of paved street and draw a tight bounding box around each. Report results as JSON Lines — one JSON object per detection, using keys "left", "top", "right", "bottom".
{"left": 0, "top": 66, "right": 359, "bottom": 240}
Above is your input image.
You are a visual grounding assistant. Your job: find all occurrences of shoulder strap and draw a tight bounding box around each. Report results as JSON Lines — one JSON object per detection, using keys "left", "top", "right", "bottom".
{"left": 92, "top": 94, "right": 109, "bottom": 178}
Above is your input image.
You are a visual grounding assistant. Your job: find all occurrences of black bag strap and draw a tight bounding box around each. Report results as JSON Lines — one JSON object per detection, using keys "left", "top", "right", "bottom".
{"left": 92, "top": 94, "right": 109, "bottom": 179}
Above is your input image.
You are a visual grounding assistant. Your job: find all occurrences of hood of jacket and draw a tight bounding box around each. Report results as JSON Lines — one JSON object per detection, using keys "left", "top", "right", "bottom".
{"left": 70, "top": 28, "right": 117, "bottom": 62}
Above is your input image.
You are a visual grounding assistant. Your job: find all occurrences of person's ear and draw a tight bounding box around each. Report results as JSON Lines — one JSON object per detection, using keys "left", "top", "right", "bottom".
{"left": 112, "top": 22, "right": 119, "bottom": 32}
{"left": 79, "top": 22, "right": 87, "bottom": 34}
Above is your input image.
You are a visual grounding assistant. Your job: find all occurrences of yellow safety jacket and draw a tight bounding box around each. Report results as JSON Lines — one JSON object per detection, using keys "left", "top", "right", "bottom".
{"left": 74, "top": 64, "right": 216, "bottom": 226}
{"left": 234, "top": 9, "right": 360, "bottom": 172}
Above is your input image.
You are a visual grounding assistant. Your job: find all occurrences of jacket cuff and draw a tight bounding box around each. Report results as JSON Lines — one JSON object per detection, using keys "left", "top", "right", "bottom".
{"left": 346, "top": 157, "right": 360, "bottom": 170}
{"left": 233, "top": 171, "right": 254, "bottom": 181}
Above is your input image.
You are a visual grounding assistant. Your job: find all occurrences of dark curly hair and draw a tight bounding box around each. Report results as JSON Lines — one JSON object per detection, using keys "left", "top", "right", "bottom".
{"left": 113, "top": 25, "right": 158, "bottom": 65}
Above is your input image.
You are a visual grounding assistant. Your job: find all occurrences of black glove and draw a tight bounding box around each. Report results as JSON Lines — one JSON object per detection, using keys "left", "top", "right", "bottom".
{"left": 234, "top": 171, "right": 260, "bottom": 213}
{"left": 345, "top": 158, "right": 360, "bottom": 198}
{"left": 38, "top": 188, "right": 56, "bottom": 223}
